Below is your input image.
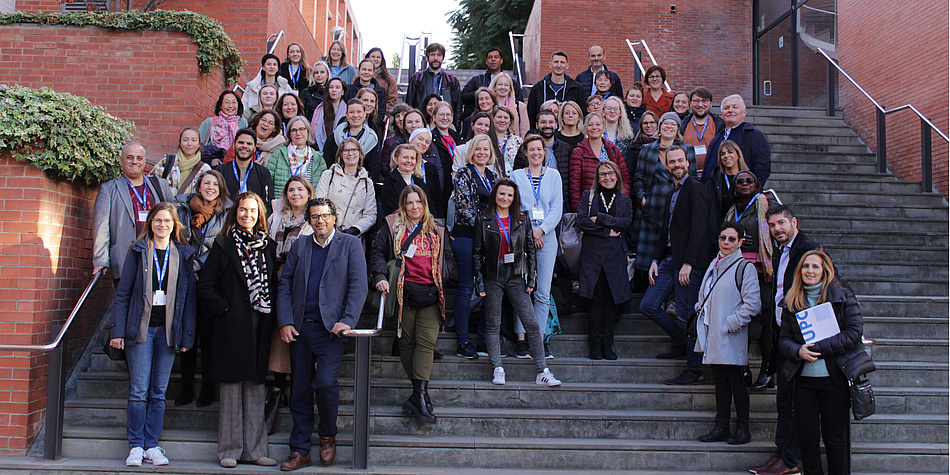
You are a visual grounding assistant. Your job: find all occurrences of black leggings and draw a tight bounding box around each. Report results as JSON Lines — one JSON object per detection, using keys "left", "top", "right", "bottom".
{"left": 710, "top": 364, "right": 750, "bottom": 429}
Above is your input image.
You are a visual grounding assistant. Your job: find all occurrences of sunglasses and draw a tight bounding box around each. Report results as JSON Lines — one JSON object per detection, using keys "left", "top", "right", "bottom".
{"left": 735, "top": 177, "right": 756, "bottom": 185}
{"left": 718, "top": 235, "right": 741, "bottom": 243}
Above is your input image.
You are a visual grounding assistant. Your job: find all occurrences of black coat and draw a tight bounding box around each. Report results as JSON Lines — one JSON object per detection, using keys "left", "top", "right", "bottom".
{"left": 473, "top": 210, "right": 537, "bottom": 291}
{"left": 431, "top": 129, "right": 459, "bottom": 204}
{"left": 197, "top": 234, "right": 278, "bottom": 384}
{"left": 460, "top": 69, "right": 524, "bottom": 120}
{"left": 769, "top": 231, "right": 822, "bottom": 310}
{"left": 700, "top": 121, "right": 771, "bottom": 186}
{"left": 513, "top": 139, "right": 573, "bottom": 207}
{"left": 657, "top": 176, "right": 709, "bottom": 269}
{"left": 215, "top": 160, "right": 275, "bottom": 215}
{"left": 377, "top": 163, "right": 443, "bottom": 220}
{"left": 279, "top": 62, "right": 308, "bottom": 91}
{"left": 406, "top": 69, "right": 461, "bottom": 121}
{"left": 574, "top": 66, "right": 624, "bottom": 99}
{"left": 343, "top": 77, "right": 388, "bottom": 124}
{"left": 527, "top": 73, "right": 585, "bottom": 125}
{"left": 703, "top": 172, "right": 734, "bottom": 262}
{"left": 300, "top": 82, "right": 326, "bottom": 121}
{"left": 575, "top": 190, "right": 633, "bottom": 305}
{"left": 778, "top": 278, "right": 863, "bottom": 389}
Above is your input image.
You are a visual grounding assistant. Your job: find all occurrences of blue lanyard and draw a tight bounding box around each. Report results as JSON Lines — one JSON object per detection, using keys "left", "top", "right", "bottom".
{"left": 692, "top": 116, "right": 709, "bottom": 142}
{"left": 125, "top": 177, "right": 148, "bottom": 208}
{"left": 546, "top": 147, "right": 556, "bottom": 168}
{"left": 434, "top": 73, "right": 444, "bottom": 95}
{"left": 526, "top": 167, "right": 545, "bottom": 205}
{"left": 734, "top": 192, "right": 760, "bottom": 222}
{"left": 290, "top": 64, "right": 300, "bottom": 85}
{"left": 494, "top": 212, "right": 511, "bottom": 247}
{"left": 500, "top": 134, "right": 510, "bottom": 156}
{"left": 473, "top": 165, "right": 491, "bottom": 191}
{"left": 232, "top": 160, "right": 253, "bottom": 193}
{"left": 442, "top": 134, "right": 456, "bottom": 157}
{"left": 153, "top": 246, "right": 170, "bottom": 292}
{"left": 606, "top": 130, "right": 616, "bottom": 143}
{"left": 724, "top": 175, "right": 732, "bottom": 191}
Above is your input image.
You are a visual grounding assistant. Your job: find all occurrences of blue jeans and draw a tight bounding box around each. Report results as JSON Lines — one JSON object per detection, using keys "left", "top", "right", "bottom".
{"left": 515, "top": 230, "right": 557, "bottom": 335}
{"left": 452, "top": 236, "right": 482, "bottom": 345}
{"left": 639, "top": 256, "right": 703, "bottom": 371}
{"left": 125, "top": 325, "right": 177, "bottom": 449}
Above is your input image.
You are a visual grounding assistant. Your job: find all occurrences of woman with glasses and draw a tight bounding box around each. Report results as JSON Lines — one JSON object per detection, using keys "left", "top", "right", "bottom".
{"left": 268, "top": 116, "right": 328, "bottom": 193}
{"left": 315, "top": 137, "right": 377, "bottom": 238}
{"left": 642, "top": 65, "right": 674, "bottom": 117}
{"left": 568, "top": 112, "right": 630, "bottom": 212}
{"left": 429, "top": 101, "right": 459, "bottom": 203}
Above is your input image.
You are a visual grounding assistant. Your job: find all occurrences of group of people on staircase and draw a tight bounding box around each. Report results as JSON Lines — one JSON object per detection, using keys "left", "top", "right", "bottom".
{"left": 93, "top": 40, "right": 868, "bottom": 474}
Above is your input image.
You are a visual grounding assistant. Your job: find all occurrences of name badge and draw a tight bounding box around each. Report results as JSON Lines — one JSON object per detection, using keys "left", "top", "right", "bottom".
{"left": 503, "top": 253, "right": 515, "bottom": 264}
{"left": 532, "top": 207, "right": 545, "bottom": 220}
{"left": 405, "top": 243, "right": 418, "bottom": 258}
{"left": 152, "top": 290, "right": 167, "bottom": 306}
{"left": 694, "top": 145, "right": 707, "bottom": 156}
{"left": 138, "top": 210, "right": 149, "bottom": 222}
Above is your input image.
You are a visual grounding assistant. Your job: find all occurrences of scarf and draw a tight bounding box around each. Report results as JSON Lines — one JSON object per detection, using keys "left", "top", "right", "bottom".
{"left": 210, "top": 112, "right": 241, "bottom": 150}
{"left": 726, "top": 193, "right": 774, "bottom": 279}
{"left": 232, "top": 227, "right": 271, "bottom": 314}
{"left": 255, "top": 134, "right": 286, "bottom": 167}
{"left": 189, "top": 194, "right": 216, "bottom": 229}
{"left": 177, "top": 149, "right": 202, "bottom": 176}
{"left": 391, "top": 218, "right": 444, "bottom": 337}
{"left": 274, "top": 210, "right": 307, "bottom": 257}
{"left": 333, "top": 122, "right": 378, "bottom": 155}
{"left": 288, "top": 144, "right": 314, "bottom": 178}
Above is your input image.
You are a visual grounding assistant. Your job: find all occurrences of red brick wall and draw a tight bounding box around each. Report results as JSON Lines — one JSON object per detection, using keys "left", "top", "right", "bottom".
{"left": 524, "top": 0, "right": 752, "bottom": 102}
{"left": 0, "top": 152, "right": 112, "bottom": 455}
{"left": 838, "top": 0, "right": 949, "bottom": 197}
{"left": 0, "top": 24, "right": 226, "bottom": 163}
{"left": 9, "top": 0, "right": 58, "bottom": 12}
{"left": 268, "top": 0, "right": 323, "bottom": 63}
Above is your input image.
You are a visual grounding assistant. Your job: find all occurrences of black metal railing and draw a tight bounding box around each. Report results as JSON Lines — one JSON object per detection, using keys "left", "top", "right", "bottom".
{"left": 818, "top": 48, "right": 949, "bottom": 193}
{"left": 338, "top": 294, "right": 385, "bottom": 469}
{"left": 0, "top": 269, "right": 104, "bottom": 460}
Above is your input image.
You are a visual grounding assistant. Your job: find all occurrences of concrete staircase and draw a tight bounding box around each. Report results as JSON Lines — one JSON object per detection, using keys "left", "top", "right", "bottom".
{"left": 9, "top": 106, "right": 950, "bottom": 473}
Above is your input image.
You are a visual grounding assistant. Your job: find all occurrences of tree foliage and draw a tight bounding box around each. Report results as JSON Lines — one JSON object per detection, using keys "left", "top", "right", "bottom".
{"left": 449, "top": 0, "right": 534, "bottom": 70}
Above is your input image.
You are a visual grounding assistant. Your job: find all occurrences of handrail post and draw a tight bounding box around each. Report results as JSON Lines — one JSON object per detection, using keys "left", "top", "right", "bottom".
{"left": 921, "top": 119, "right": 932, "bottom": 192}
{"left": 876, "top": 109, "right": 887, "bottom": 173}
{"left": 351, "top": 336, "right": 371, "bottom": 469}
{"left": 826, "top": 61, "right": 835, "bottom": 117}
{"left": 44, "top": 325, "right": 67, "bottom": 460}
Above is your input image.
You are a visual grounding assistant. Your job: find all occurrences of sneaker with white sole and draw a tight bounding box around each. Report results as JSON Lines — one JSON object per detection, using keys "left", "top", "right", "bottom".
{"left": 536, "top": 368, "right": 561, "bottom": 387}
{"left": 492, "top": 366, "right": 506, "bottom": 385}
{"left": 144, "top": 446, "right": 168, "bottom": 466}
{"left": 126, "top": 447, "right": 145, "bottom": 467}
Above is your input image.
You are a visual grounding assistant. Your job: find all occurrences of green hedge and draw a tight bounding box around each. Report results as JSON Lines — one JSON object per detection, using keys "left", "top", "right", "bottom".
{"left": 0, "top": 84, "right": 134, "bottom": 185}
{"left": 0, "top": 10, "right": 244, "bottom": 85}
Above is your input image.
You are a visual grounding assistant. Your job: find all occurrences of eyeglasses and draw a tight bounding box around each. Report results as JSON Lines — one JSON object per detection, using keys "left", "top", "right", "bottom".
{"left": 259, "top": 118, "right": 275, "bottom": 126}
{"left": 735, "top": 177, "right": 756, "bottom": 185}
{"left": 718, "top": 235, "right": 740, "bottom": 243}
{"left": 342, "top": 148, "right": 360, "bottom": 155}
{"left": 290, "top": 127, "right": 308, "bottom": 134}
{"left": 648, "top": 74, "right": 662, "bottom": 80}
{"left": 603, "top": 106, "right": 621, "bottom": 112}
{"left": 690, "top": 98, "right": 712, "bottom": 104}
{"left": 598, "top": 171, "right": 616, "bottom": 178}
{"left": 436, "top": 112, "right": 453, "bottom": 119}
{"left": 310, "top": 213, "right": 334, "bottom": 222}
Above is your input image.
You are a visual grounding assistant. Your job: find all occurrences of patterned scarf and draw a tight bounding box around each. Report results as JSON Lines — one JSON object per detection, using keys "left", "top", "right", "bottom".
{"left": 288, "top": 144, "right": 313, "bottom": 179}
{"left": 232, "top": 227, "right": 271, "bottom": 314}
{"left": 210, "top": 112, "right": 241, "bottom": 150}
{"left": 274, "top": 210, "right": 307, "bottom": 257}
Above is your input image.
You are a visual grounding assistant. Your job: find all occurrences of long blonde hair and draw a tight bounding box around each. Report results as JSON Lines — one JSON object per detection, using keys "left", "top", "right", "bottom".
{"left": 489, "top": 72, "right": 517, "bottom": 106}
{"left": 390, "top": 143, "right": 424, "bottom": 178}
{"left": 785, "top": 249, "right": 835, "bottom": 312}
{"left": 603, "top": 96, "right": 635, "bottom": 141}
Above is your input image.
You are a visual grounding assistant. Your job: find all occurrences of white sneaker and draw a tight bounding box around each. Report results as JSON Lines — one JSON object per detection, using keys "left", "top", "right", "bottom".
{"left": 126, "top": 447, "right": 145, "bottom": 467}
{"left": 144, "top": 446, "right": 169, "bottom": 465}
{"left": 536, "top": 368, "right": 561, "bottom": 387}
{"left": 492, "top": 366, "right": 506, "bottom": 385}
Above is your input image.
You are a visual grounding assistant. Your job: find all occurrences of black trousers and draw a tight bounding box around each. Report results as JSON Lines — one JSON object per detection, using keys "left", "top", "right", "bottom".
{"left": 587, "top": 272, "right": 618, "bottom": 345}
{"left": 793, "top": 376, "right": 852, "bottom": 475}
{"left": 710, "top": 364, "right": 750, "bottom": 429}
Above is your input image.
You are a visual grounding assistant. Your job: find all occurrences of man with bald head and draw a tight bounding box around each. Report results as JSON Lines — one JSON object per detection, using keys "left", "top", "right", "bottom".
{"left": 93, "top": 142, "right": 174, "bottom": 280}
{"left": 574, "top": 44, "right": 624, "bottom": 99}
{"left": 699, "top": 94, "right": 771, "bottom": 186}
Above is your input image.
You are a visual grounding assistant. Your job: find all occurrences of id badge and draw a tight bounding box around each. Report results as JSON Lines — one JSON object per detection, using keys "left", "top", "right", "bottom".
{"left": 694, "top": 145, "right": 707, "bottom": 156}
{"left": 405, "top": 243, "right": 418, "bottom": 258}
{"left": 152, "top": 290, "right": 167, "bottom": 306}
{"left": 138, "top": 210, "right": 149, "bottom": 222}
{"left": 532, "top": 207, "right": 545, "bottom": 221}
{"left": 504, "top": 253, "right": 515, "bottom": 264}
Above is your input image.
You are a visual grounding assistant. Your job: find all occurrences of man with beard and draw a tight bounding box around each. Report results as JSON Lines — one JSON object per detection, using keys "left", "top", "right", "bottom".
{"left": 513, "top": 110, "right": 573, "bottom": 204}
{"left": 215, "top": 128, "right": 275, "bottom": 214}
{"left": 277, "top": 198, "right": 367, "bottom": 470}
{"left": 639, "top": 145, "right": 709, "bottom": 385}
{"left": 680, "top": 87, "right": 724, "bottom": 175}
{"left": 700, "top": 94, "right": 771, "bottom": 186}
{"left": 406, "top": 43, "right": 461, "bottom": 121}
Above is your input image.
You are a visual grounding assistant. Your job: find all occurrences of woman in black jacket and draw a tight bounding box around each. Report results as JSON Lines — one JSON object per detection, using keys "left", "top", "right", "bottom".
{"left": 300, "top": 61, "right": 329, "bottom": 121}
{"left": 779, "top": 249, "right": 863, "bottom": 475}
{"left": 575, "top": 160, "right": 633, "bottom": 360}
{"left": 474, "top": 178, "right": 561, "bottom": 387}
{"left": 378, "top": 144, "right": 440, "bottom": 220}
{"left": 197, "top": 191, "right": 278, "bottom": 468}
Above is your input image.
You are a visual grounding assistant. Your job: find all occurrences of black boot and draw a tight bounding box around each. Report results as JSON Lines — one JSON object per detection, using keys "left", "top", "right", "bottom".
{"left": 391, "top": 338, "right": 400, "bottom": 357}
{"left": 175, "top": 382, "right": 194, "bottom": 406}
{"left": 402, "top": 379, "right": 436, "bottom": 423}
{"left": 589, "top": 339, "right": 603, "bottom": 360}
{"left": 195, "top": 382, "right": 215, "bottom": 407}
{"left": 421, "top": 380, "right": 435, "bottom": 414}
{"left": 728, "top": 424, "right": 752, "bottom": 445}
{"left": 751, "top": 361, "right": 774, "bottom": 391}
{"left": 602, "top": 336, "right": 618, "bottom": 360}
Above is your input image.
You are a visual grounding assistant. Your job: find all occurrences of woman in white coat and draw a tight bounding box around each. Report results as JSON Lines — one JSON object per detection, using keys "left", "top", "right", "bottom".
{"left": 695, "top": 221, "right": 760, "bottom": 446}
{"left": 315, "top": 137, "right": 377, "bottom": 239}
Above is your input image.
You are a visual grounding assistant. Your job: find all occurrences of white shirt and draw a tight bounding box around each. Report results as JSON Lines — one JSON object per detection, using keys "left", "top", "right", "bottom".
{"left": 312, "top": 228, "right": 336, "bottom": 248}
{"left": 774, "top": 233, "right": 798, "bottom": 325}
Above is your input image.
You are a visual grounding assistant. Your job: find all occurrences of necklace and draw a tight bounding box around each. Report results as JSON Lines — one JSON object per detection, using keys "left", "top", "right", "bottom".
{"left": 599, "top": 191, "right": 615, "bottom": 212}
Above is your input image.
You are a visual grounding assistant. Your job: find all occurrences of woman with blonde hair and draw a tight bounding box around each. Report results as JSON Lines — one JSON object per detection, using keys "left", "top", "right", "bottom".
{"left": 300, "top": 61, "right": 330, "bottom": 120}
{"left": 379, "top": 143, "right": 440, "bottom": 218}
{"left": 491, "top": 72, "right": 529, "bottom": 136}
{"left": 555, "top": 100, "right": 585, "bottom": 150}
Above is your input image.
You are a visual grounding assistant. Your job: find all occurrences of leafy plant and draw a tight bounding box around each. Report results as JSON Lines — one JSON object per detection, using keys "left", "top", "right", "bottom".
{"left": 449, "top": 0, "right": 533, "bottom": 69}
{"left": 0, "top": 84, "right": 134, "bottom": 185}
{"left": 0, "top": 10, "right": 244, "bottom": 84}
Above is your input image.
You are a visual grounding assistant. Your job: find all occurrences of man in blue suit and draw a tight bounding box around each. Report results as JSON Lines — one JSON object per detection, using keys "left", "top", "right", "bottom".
{"left": 277, "top": 197, "right": 367, "bottom": 470}
{"left": 699, "top": 94, "right": 772, "bottom": 186}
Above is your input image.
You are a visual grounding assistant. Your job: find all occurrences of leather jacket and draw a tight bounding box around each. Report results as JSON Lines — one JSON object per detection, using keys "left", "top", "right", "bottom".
{"left": 473, "top": 210, "right": 537, "bottom": 292}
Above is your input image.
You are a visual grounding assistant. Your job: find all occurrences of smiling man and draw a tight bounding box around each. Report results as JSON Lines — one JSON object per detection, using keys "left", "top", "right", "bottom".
{"left": 527, "top": 51, "right": 584, "bottom": 125}
{"left": 214, "top": 128, "right": 275, "bottom": 214}
{"left": 574, "top": 44, "right": 624, "bottom": 99}
{"left": 680, "top": 87, "right": 725, "bottom": 173}
{"left": 700, "top": 94, "right": 771, "bottom": 185}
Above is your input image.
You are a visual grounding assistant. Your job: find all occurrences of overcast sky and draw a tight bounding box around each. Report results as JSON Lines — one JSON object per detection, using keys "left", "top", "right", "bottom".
{"left": 349, "top": 0, "right": 461, "bottom": 70}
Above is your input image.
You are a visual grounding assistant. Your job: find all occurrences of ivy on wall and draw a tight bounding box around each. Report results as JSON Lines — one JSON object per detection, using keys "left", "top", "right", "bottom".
{"left": 0, "top": 10, "right": 244, "bottom": 85}
{"left": 0, "top": 84, "right": 134, "bottom": 185}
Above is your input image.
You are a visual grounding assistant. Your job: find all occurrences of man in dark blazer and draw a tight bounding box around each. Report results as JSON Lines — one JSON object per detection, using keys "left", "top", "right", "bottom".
{"left": 574, "top": 44, "right": 624, "bottom": 99}
{"left": 639, "top": 145, "right": 709, "bottom": 385}
{"left": 748, "top": 204, "right": 821, "bottom": 475}
{"left": 277, "top": 197, "right": 368, "bottom": 470}
{"left": 699, "top": 94, "right": 771, "bottom": 186}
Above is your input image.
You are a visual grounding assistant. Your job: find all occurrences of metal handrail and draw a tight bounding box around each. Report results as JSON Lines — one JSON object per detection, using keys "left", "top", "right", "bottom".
{"left": 339, "top": 293, "right": 385, "bottom": 338}
{"left": 0, "top": 268, "right": 104, "bottom": 461}
{"left": 266, "top": 30, "right": 284, "bottom": 55}
{"left": 817, "top": 47, "right": 948, "bottom": 192}
{"left": 338, "top": 294, "right": 385, "bottom": 469}
{"left": 624, "top": 39, "right": 672, "bottom": 91}
{"left": 509, "top": 32, "right": 527, "bottom": 97}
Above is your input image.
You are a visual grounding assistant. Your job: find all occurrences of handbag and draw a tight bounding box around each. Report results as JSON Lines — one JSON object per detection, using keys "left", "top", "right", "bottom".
{"left": 102, "top": 340, "right": 126, "bottom": 361}
{"left": 264, "top": 385, "right": 281, "bottom": 435}
{"left": 558, "top": 193, "right": 594, "bottom": 275}
{"left": 403, "top": 281, "right": 439, "bottom": 308}
{"left": 849, "top": 374, "right": 876, "bottom": 420}
{"left": 836, "top": 342, "right": 877, "bottom": 420}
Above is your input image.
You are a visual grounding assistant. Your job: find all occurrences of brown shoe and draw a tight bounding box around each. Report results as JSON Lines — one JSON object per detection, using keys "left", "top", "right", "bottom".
{"left": 749, "top": 454, "right": 779, "bottom": 473}
{"left": 759, "top": 458, "right": 800, "bottom": 475}
{"left": 280, "top": 452, "right": 311, "bottom": 471}
{"left": 319, "top": 437, "right": 336, "bottom": 465}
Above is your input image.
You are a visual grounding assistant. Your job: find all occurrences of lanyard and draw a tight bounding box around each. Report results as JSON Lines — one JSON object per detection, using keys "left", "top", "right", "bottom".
{"left": 494, "top": 212, "right": 511, "bottom": 247}
{"left": 290, "top": 64, "right": 300, "bottom": 85}
{"left": 734, "top": 192, "right": 760, "bottom": 222}
{"left": 232, "top": 160, "right": 253, "bottom": 193}
{"left": 500, "top": 134, "right": 510, "bottom": 156}
{"left": 434, "top": 73, "right": 444, "bottom": 95}
{"left": 441, "top": 134, "right": 456, "bottom": 157}
{"left": 153, "top": 246, "right": 170, "bottom": 292}
{"left": 724, "top": 175, "right": 732, "bottom": 191}
{"left": 292, "top": 160, "right": 309, "bottom": 177}
{"left": 125, "top": 177, "right": 148, "bottom": 208}
{"left": 473, "top": 165, "right": 492, "bottom": 191}
{"left": 692, "top": 116, "right": 709, "bottom": 142}
{"left": 527, "top": 166, "right": 545, "bottom": 205}
{"left": 546, "top": 147, "right": 556, "bottom": 168}
{"left": 290, "top": 146, "right": 310, "bottom": 177}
